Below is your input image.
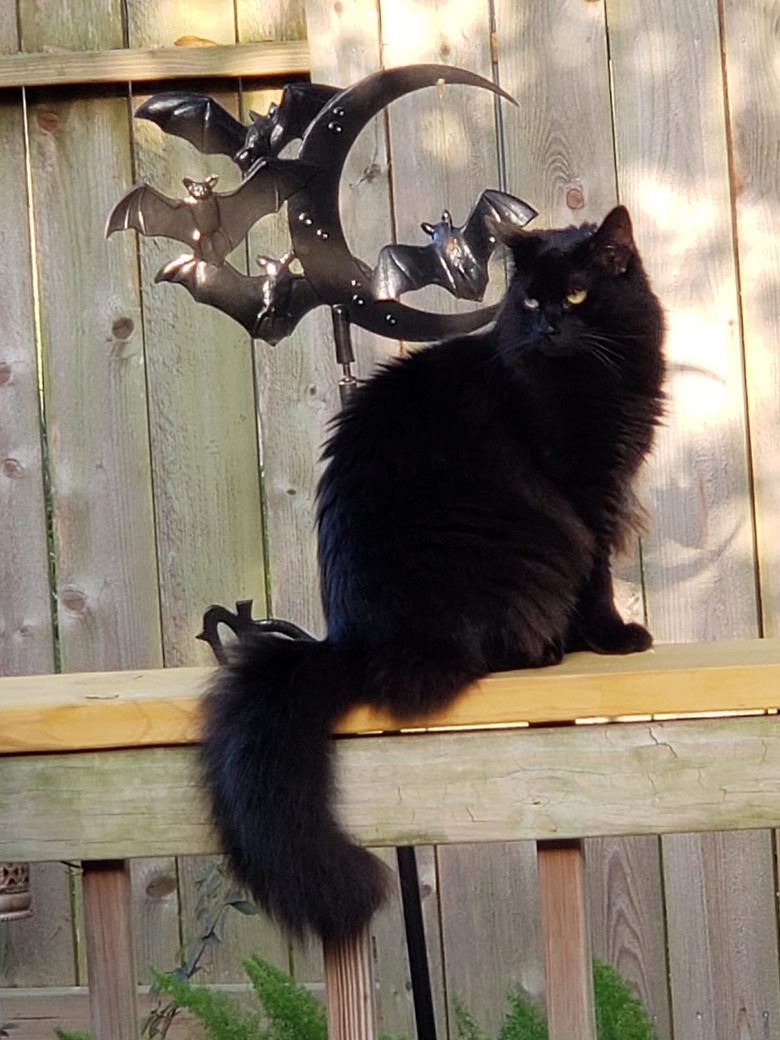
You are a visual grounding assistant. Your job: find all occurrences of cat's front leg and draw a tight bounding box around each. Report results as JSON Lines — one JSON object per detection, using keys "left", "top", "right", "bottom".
{"left": 567, "top": 553, "right": 652, "bottom": 655}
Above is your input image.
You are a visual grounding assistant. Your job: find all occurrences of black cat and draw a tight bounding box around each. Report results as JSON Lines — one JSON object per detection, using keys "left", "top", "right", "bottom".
{"left": 201, "top": 205, "right": 665, "bottom": 942}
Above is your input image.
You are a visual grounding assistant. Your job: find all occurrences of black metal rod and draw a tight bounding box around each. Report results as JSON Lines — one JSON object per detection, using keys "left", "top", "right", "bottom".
{"left": 396, "top": 845, "right": 438, "bottom": 1040}
{"left": 331, "top": 304, "right": 359, "bottom": 405}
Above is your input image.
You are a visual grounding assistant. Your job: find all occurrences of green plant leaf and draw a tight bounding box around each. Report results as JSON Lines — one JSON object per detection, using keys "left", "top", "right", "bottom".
{"left": 151, "top": 968, "right": 265, "bottom": 1040}
{"left": 496, "top": 992, "right": 548, "bottom": 1040}
{"left": 593, "top": 959, "right": 658, "bottom": 1040}
{"left": 243, "top": 955, "right": 327, "bottom": 1040}
{"left": 452, "top": 998, "right": 488, "bottom": 1040}
{"left": 229, "top": 899, "right": 260, "bottom": 916}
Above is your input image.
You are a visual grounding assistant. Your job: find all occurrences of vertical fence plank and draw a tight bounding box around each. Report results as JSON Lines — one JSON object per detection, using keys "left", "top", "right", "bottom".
{"left": 438, "top": 842, "right": 545, "bottom": 1037}
{"left": 493, "top": 6, "right": 665, "bottom": 1035}
{"left": 606, "top": 0, "right": 758, "bottom": 642}
{"left": 0, "top": 8, "right": 74, "bottom": 994}
{"left": 324, "top": 931, "right": 378, "bottom": 1040}
{"left": 129, "top": 858, "right": 181, "bottom": 988}
{"left": 722, "top": 0, "right": 780, "bottom": 637}
{"left": 0, "top": 99, "right": 54, "bottom": 678}
{"left": 586, "top": 836, "right": 672, "bottom": 1040}
{"left": 123, "top": 0, "right": 273, "bottom": 990}
{"left": 722, "top": 24, "right": 780, "bottom": 1031}
{"left": 21, "top": 0, "right": 162, "bottom": 673}
{"left": 606, "top": 4, "right": 777, "bottom": 1040}
{"left": 538, "top": 841, "right": 596, "bottom": 1040}
{"left": 82, "top": 860, "right": 137, "bottom": 1040}
{"left": 126, "top": 2, "right": 266, "bottom": 670}
{"left": 663, "top": 832, "right": 780, "bottom": 1040}
{"left": 15, "top": 0, "right": 163, "bottom": 1012}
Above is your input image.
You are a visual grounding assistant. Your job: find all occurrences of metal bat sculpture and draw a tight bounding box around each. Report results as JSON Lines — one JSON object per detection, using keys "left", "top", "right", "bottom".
{"left": 373, "top": 189, "right": 534, "bottom": 302}
{"left": 135, "top": 83, "right": 340, "bottom": 172}
{"left": 106, "top": 158, "right": 316, "bottom": 266}
{"left": 157, "top": 252, "right": 321, "bottom": 345}
{"left": 107, "top": 65, "right": 537, "bottom": 344}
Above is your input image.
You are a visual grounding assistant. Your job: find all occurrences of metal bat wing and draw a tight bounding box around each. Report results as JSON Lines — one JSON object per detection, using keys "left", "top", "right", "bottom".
{"left": 462, "top": 189, "right": 538, "bottom": 267}
{"left": 372, "top": 243, "right": 444, "bottom": 300}
{"left": 214, "top": 158, "right": 318, "bottom": 250}
{"left": 105, "top": 183, "right": 196, "bottom": 244}
{"left": 156, "top": 254, "right": 321, "bottom": 344}
{"left": 135, "top": 92, "right": 246, "bottom": 159}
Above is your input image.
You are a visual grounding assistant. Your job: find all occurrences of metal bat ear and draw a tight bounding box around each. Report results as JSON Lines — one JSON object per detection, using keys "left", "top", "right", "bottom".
{"left": 421, "top": 222, "right": 435, "bottom": 237}
{"left": 206, "top": 175, "right": 219, "bottom": 188}
{"left": 182, "top": 177, "right": 194, "bottom": 189}
{"left": 249, "top": 110, "right": 262, "bottom": 121}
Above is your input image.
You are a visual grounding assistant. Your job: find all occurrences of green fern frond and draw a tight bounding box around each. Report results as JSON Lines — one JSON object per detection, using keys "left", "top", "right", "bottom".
{"left": 243, "top": 956, "right": 327, "bottom": 1040}
{"left": 150, "top": 967, "right": 266, "bottom": 1040}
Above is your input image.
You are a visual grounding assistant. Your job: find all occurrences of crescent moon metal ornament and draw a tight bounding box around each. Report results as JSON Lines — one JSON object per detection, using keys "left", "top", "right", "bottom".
{"left": 107, "top": 64, "right": 537, "bottom": 345}
{"left": 288, "top": 64, "right": 535, "bottom": 341}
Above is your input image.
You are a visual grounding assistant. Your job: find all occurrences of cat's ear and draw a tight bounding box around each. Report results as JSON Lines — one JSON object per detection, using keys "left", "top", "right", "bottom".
{"left": 590, "top": 206, "right": 636, "bottom": 275}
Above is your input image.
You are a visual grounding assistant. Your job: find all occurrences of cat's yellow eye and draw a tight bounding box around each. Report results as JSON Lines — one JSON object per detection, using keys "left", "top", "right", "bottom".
{"left": 565, "top": 288, "right": 588, "bottom": 306}
{"left": 522, "top": 297, "right": 540, "bottom": 310}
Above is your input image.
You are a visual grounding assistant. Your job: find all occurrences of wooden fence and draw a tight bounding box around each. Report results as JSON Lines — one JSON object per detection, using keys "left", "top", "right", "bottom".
{"left": 0, "top": 0, "right": 779, "bottom": 1037}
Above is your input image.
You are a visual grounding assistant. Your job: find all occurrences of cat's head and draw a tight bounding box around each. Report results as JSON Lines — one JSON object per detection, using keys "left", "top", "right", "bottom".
{"left": 496, "top": 206, "right": 663, "bottom": 364}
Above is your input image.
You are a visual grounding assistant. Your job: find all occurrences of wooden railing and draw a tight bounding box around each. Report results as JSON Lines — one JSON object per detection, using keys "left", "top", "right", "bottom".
{"left": 2, "top": 639, "right": 780, "bottom": 1039}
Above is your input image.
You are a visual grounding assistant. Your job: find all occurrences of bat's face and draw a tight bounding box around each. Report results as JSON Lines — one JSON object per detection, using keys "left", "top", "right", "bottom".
{"left": 183, "top": 176, "right": 219, "bottom": 200}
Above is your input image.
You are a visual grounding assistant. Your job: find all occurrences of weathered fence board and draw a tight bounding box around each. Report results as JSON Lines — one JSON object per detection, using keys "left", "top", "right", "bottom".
{"left": 6, "top": 709, "right": 780, "bottom": 862}
{"left": 586, "top": 836, "right": 672, "bottom": 1040}
{"left": 0, "top": 42, "right": 310, "bottom": 87}
{"left": 437, "top": 842, "right": 545, "bottom": 1037}
{"left": 607, "top": 2, "right": 774, "bottom": 1037}
{"left": 723, "top": 0, "right": 780, "bottom": 638}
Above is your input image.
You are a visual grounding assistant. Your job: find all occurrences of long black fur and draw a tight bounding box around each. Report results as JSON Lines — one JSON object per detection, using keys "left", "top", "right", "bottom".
{"left": 201, "top": 205, "right": 666, "bottom": 942}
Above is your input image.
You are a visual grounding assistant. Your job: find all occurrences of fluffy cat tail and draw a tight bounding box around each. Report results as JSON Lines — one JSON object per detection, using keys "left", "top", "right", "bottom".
{"left": 200, "top": 634, "right": 389, "bottom": 942}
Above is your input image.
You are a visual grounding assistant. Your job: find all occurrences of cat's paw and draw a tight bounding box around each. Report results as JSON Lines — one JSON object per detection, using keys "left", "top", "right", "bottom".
{"left": 538, "top": 640, "right": 566, "bottom": 666}
{"left": 588, "top": 621, "right": 652, "bottom": 655}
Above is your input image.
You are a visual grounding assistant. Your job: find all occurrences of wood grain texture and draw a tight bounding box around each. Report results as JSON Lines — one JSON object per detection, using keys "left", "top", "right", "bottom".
{"left": 586, "top": 836, "right": 672, "bottom": 1040}
{"left": 82, "top": 861, "right": 138, "bottom": 1040}
{"left": 607, "top": 0, "right": 758, "bottom": 643}
{"left": 538, "top": 842, "right": 596, "bottom": 1040}
{"left": 3, "top": 639, "right": 780, "bottom": 753}
{"left": 323, "top": 931, "right": 377, "bottom": 1040}
{"left": 722, "top": 0, "right": 780, "bottom": 637}
{"left": 0, "top": 98, "right": 55, "bottom": 677}
{"left": 437, "top": 842, "right": 545, "bottom": 1035}
{"left": 0, "top": 985, "right": 261, "bottom": 1040}
{"left": 128, "top": 857, "right": 181, "bottom": 986}
{"left": 663, "top": 830, "right": 780, "bottom": 1040}
{"left": 23, "top": 90, "right": 163, "bottom": 669}
{"left": 6, "top": 713, "right": 780, "bottom": 862}
{"left": 126, "top": 7, "right": 267, "bottom": 669}
{"left": 0, "top": 41, "right": 310, "bottom": 87}
{"left": 606, "top": 4, "right": 772, "bottom": 1036}
{"left": 495, "top": 0, "right": 618, "bottom": 225}
{"left": 363, "top": 848, "right": 417, "bottom": 1039}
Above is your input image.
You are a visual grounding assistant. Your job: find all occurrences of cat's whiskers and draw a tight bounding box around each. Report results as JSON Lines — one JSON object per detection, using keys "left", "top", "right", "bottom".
{"left": 580, "top": 332, "right": 622, "bottom": 376}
